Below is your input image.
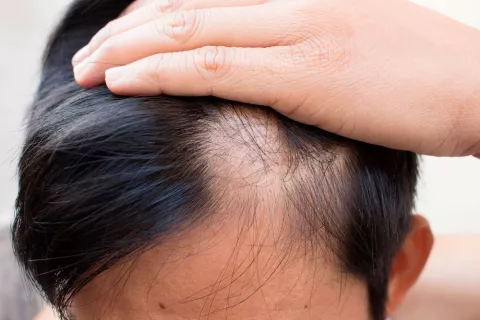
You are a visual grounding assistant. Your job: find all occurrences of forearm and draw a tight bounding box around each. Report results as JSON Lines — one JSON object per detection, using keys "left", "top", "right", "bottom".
{"left": 459, "top": 64, "right": 480, "bottom": 157}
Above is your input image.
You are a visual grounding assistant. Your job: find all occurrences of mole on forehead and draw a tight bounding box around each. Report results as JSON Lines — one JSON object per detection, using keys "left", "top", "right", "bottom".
{"left": 69, "top": 209, "right": 367, "bottom": 320}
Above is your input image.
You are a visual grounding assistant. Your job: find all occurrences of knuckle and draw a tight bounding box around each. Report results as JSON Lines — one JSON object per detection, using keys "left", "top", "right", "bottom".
{"left": 289, "top": 36, "right": 350, "bottom": 74}
{"left": 152, "top": 0, "right": 183, "bottom": 16}
{"left": 194, "top": 46, "right": 231, "bottom": 81}
{"left": 164, "top": 10, "right": 201, "bottom": 43}
{"left": 152, "top": 1, "right": 169, "bottom": 16}
{"left": 168, "top": 0, "right": 185, "bottom": 10}
{"left": 311, "top": 29, "right": 351, "bottom": 70}
{"left": 143, "top": 56, "right": 164, "bottom": 86}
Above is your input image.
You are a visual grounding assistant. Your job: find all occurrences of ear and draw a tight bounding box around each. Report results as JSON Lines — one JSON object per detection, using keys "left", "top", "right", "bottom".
{"left": 386, "top": 214, "right": 434, "bottom": 317}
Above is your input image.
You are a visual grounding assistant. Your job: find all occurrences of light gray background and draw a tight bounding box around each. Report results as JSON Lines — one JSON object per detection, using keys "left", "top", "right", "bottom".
{"left": 0, "top": 0, "right": 479, "bottom": 233}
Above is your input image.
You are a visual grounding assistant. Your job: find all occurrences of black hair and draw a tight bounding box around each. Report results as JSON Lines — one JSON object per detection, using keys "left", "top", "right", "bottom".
{"left": 12, "top": 1, "right": 418, "bottom": 319}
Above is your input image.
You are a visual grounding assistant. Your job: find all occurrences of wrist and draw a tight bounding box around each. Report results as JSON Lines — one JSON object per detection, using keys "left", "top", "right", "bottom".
{"left": 450, "top": 60, "right": 480, "bottom": 156}
{"left": 462, "top": 87, "right": 480, "bottom": 156}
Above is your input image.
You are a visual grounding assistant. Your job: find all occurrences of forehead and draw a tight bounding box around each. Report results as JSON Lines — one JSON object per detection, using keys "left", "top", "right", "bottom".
{"left": 71, "top": 210, "right": 369, "bottom": 320}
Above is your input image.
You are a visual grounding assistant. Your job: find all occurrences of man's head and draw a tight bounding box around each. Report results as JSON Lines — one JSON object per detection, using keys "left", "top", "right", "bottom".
{"left": 12, "top": 1, "right": 433, "bottom": 319}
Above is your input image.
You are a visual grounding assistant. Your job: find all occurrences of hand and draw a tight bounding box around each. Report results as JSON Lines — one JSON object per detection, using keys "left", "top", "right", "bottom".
{"left": 72, "top": 0, "right": 480, "bottom": 157}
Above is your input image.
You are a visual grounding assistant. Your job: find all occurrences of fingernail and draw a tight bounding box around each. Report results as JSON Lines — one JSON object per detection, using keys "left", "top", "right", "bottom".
{"left": 73, "top": 59, "right": 90, "bottom": 82}
{"left": 105, "top": 67, "right": 125, "bottom": 85}
{"left": 106, "top": 66, "right": 148, "bottom": 95}
{"left": 72, "top": 45, "right": 90, "bottom": 67}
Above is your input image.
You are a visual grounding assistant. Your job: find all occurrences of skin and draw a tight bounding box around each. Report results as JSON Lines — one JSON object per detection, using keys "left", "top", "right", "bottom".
{"left": 72, "top": 0, "right": 480, "bottom": 157}
{"left": 33, "top": 207, "right": 432, "bottom": 320}
{"left": 36, "top": 235, "right": 480, "bottom": 320}
{"left": 396, "top": 236, "right": 480, "bottom": 320}
{"left": 56, "top": 0, "right": 478, "bottom": 317}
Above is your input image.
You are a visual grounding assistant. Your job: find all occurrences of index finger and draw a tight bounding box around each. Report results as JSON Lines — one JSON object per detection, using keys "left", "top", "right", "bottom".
{"left": 73, "top": 0, "right": 269, "bottom": 67}
{"left": 122, "top": 0, "right": 155, "bottom": 15}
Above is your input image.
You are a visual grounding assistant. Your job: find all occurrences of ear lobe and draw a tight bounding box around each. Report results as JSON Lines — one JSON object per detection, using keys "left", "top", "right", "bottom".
{"left": 386, "top": 215, "right": 434, "bottom": 317}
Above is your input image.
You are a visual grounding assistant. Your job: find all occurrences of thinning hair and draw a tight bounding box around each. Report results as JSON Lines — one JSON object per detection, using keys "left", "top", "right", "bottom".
{"left": 12, "top": 1, "right": 418, "bottom": 319}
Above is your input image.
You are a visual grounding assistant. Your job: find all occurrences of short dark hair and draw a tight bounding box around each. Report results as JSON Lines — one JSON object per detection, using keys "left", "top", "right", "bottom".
{"left": 12, "top": 1, "right": 418, "bottom": 319}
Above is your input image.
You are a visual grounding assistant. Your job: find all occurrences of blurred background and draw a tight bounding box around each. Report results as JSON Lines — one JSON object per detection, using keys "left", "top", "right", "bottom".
{"left": 0, "top": 0, "right": 479, "bottom": 319}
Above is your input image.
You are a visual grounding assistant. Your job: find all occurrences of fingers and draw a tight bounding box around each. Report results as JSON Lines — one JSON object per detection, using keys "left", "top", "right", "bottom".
{"left": 73, "top": 0, "right": 267, "bottom": 67}
{"left": 73, "top": 1, "right": 181, "bottom": 66}
{"left": 122, "top": 0, "right": 267, "bottom": 15}
{"left": 74, "top": 3, "right": 287, "bottom": 88}
{"left": 105, "top": 46, "right": 285, "bottom": 107}
{"left": 122, "top": 0, "right": 156, "bottom": 15}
